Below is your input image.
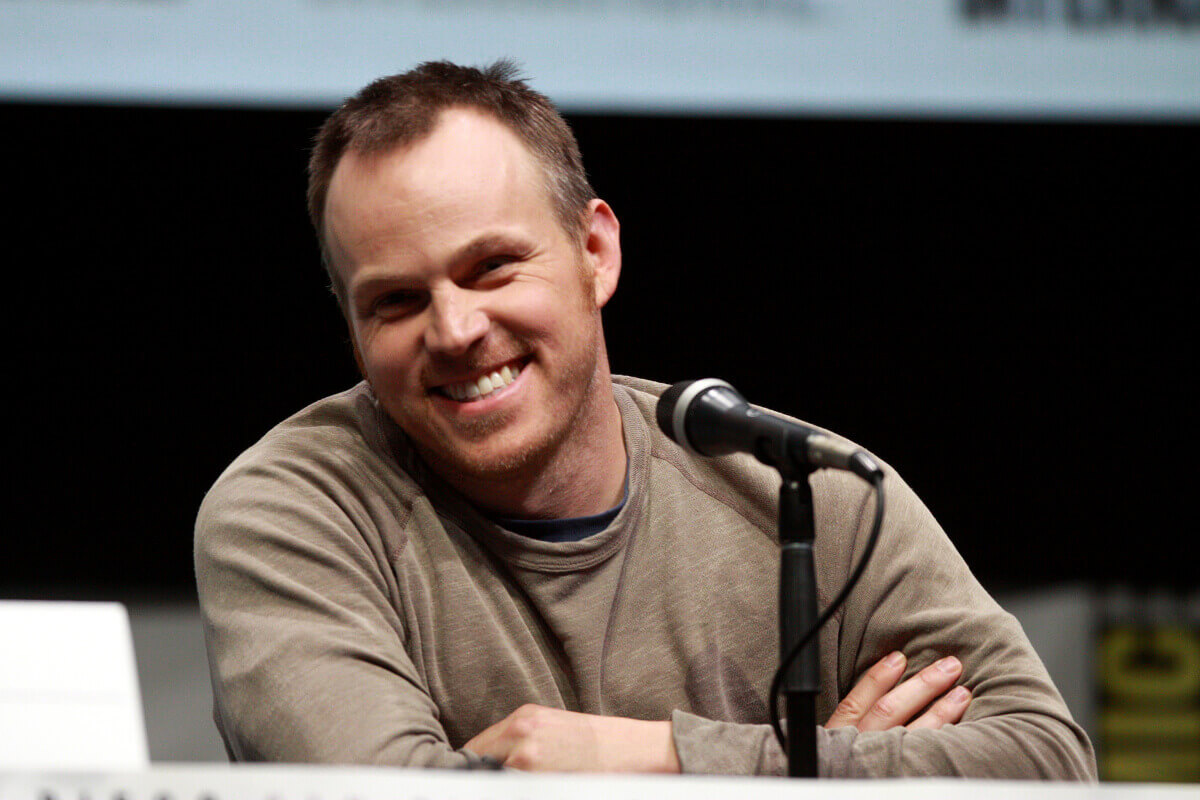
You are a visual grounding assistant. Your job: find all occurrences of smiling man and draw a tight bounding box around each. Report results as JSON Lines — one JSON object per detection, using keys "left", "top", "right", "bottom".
{"left": 195, "top": 61, "right": 1095, "bottom": 777}
{"left": 323, "top": 106, "right": 626, "bottom": 520}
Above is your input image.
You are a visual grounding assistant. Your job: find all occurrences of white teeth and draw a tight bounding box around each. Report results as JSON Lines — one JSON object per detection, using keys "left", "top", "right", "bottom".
{"left": 443, "top": 361, "right": 523, "bottom": 402}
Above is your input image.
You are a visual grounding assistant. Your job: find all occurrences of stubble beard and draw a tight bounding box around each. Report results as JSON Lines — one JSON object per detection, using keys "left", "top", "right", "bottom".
{"left": 413, "top": 344, "right": 603, "bottom": 488}
{"left": 426, "top": 342, "right": 610, "bottom": 513}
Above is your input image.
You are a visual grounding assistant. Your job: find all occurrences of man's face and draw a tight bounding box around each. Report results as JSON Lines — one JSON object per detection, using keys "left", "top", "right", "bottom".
{"left": 323, "top": 108, "right": 620, "bottom": 484}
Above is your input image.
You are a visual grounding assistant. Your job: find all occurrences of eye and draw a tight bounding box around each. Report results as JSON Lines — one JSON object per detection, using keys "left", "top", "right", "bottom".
{"left": 371, "top": 289, "right": 425, "bottom": 320}
{"left": 475, "top": 255, "right": 519, "bottom": 278}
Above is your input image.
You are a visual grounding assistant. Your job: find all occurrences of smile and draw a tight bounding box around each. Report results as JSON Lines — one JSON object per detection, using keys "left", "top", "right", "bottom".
{"left": 437, "top": 360, "right": 524, "bottom": 403}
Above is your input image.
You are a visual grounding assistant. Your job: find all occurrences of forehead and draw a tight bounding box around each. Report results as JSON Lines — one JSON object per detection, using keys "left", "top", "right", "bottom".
{"left": 324, "top": 108, "right": 553, "bottom": 252}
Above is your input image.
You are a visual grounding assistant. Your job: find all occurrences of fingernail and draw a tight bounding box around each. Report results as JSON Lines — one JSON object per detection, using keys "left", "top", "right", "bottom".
{"left": 936, "top": 656, "right": 961, "bottom": 673}
{"left": 950, "top": 686, "right": 970, "bottom": 702}
{"left": 885, "top": 651, "right": 905, "bottom": 668}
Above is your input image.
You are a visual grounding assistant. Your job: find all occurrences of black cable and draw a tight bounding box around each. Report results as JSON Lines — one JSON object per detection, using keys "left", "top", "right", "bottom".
{"left": 768, "top": 470, "right": 886, "bottom": 749}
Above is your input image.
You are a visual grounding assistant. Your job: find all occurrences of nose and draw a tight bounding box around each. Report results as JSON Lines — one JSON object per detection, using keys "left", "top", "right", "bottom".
{"left": 423, "top": 284, "right": 489, "bottom": 356}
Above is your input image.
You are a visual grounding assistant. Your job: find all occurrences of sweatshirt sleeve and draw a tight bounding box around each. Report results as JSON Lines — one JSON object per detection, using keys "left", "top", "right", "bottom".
{"left": 194, "top": 446, "right": 477, "bottom": 768}
{"left": 669, "top": 467, "right": 1097, "bottom": 780}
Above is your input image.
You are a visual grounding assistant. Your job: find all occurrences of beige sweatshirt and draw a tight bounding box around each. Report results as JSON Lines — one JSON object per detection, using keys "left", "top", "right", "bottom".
{"left": 195, "top": 377, "right": 1095, "bottom": 778}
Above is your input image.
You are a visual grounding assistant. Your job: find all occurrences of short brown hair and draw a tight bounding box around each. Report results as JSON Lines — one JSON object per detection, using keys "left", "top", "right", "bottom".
{"left": 307, "top": 60, "right": 595, "bottom": 303}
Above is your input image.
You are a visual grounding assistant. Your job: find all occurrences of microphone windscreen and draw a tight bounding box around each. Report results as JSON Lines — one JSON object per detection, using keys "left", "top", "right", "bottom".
{"left": 655, "top": 381, "right": 692, "bottom": 444}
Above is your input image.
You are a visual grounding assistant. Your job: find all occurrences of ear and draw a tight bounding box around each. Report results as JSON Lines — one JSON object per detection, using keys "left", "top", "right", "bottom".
{"left": 583, "top": 199, "right": 622, "bottom": 309}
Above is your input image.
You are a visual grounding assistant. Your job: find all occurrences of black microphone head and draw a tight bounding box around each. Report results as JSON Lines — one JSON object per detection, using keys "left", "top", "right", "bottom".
{"left": 656, "top": 380, "right": 693, "bottom": 444}
{"left": 656, "top": 379, "right": 741, "bottom": 455}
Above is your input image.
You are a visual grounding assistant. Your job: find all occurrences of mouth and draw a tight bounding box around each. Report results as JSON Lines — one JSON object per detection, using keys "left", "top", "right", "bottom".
{"left": 432, "top": 358, "right": 526, "bottom": 403}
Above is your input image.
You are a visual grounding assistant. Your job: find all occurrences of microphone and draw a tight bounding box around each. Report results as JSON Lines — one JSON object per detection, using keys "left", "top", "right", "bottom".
{"left": 656, "top": 379, "right": 882, "bottom": 480}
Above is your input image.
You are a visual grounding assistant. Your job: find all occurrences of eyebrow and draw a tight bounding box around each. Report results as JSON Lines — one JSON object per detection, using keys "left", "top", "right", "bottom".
{"left": 452, "top": 231, "right": 534, "bottom": 262}
{"left": 349, "top": 231, "right": 535, "bottom": 300}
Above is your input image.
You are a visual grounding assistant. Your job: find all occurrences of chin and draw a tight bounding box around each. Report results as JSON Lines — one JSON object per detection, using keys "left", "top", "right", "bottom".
{"left": 418, "top": 425, "right": 561, "bottom": 484}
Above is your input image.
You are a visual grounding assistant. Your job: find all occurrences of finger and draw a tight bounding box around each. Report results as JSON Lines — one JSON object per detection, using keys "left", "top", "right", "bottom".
{"left": 464, "top": 704, "right": 540, "bottom": 761}
{"left": 824, "top": 651, "right": 907, "bottom": 728}
{"left": 857, "top": 656, "right": 964, "bottom": 732}
{"left": 907, "top": 685, "right": 972, "bottom": 730}
{"left": 464, "top": 719, "right": 513, "bottom": 762}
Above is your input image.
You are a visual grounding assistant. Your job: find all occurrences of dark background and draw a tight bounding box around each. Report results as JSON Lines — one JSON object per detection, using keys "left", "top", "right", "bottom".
{"left": 5, "top": 102, "right": 1195, "bottom": 600}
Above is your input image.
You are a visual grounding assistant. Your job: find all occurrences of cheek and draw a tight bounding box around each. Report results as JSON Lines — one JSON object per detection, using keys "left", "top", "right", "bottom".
{"left": 499, "top": 276, "right": 595, "bottom": 340}
{"left": 358, "top": 325, "right": 421, "bottom": 383}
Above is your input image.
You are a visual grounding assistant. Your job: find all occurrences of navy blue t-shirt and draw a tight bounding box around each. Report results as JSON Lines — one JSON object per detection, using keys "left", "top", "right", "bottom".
{"left": 492, "top": 475, "right": 629, "bottom": 543}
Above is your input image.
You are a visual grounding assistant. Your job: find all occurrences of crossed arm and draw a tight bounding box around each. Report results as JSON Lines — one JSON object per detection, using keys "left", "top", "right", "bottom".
{"left": 198, "top": 428, "right": 1095, "bottom": 777}
{"left": 466, "top": 651, "right": 971, "bottom": 772}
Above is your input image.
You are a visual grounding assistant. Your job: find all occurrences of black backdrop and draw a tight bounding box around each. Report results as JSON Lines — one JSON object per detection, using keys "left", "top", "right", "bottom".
{"left": 5, "top": 102, "right": 1195, "bottom": 600}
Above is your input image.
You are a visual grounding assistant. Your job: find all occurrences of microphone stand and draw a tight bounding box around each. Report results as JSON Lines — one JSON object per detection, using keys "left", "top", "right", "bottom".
{"left": 778, "top": 467, "right": 819, "bottom": 778}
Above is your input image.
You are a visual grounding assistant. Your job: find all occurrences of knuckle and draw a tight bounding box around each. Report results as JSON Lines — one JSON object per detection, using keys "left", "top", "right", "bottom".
{"left": 918, "top": 670, "right": 941, "bottom": 687}
{"left": 834, "top": 698, "right": 864, "bottom": 719}
{"left": 867, "top": 662, "right": 892, "bottom": 680}
{"left": 513, "top": 704, "right": 544, "bottom": 725}
{"left": 929, "top": 704, "right": 954, "bottom": 723}
{"left": 861, "top": 674, "right": 888, "bottom": 695}
{"left": 919, "top": 664, "right": 951, "bottom": 685}
{"left": 507, "top": 742, "right": 539, "bottom": 770}
{"left": 930, "top": 692, "right": 969, "bottom": 723}
{"left": 868, "top": 697, "right": 895, "bottom": 720}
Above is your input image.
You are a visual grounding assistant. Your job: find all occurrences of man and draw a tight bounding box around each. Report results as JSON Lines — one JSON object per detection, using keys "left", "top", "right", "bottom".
{"left": 195, "top": 61, "right": 1095, "bottom": 777}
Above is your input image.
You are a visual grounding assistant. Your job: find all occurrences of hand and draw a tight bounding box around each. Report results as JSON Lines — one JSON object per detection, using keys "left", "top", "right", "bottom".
{"left": 824, "top": 651, "right": 971, "bottom": 731}
{"left": 464, "top": 704, "right": 681, "bottom": 773}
